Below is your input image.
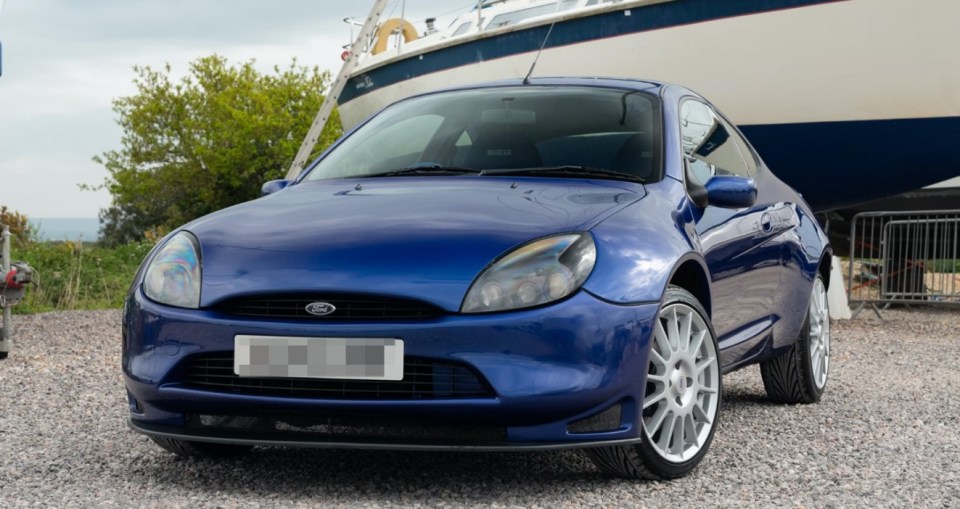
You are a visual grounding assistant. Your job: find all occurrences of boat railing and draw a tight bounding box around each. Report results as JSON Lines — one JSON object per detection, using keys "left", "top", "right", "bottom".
{"left": 352, "top": 0, "right": 650, "bottom": 60}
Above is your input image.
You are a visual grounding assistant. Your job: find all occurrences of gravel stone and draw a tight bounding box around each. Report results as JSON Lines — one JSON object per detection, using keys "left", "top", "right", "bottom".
{"left": 1, "top": 307, "right": 958, "bottom": 507}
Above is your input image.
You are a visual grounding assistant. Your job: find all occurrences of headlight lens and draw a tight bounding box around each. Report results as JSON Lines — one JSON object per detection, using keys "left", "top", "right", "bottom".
{"left": 143, "top": 231, "right": 202, "bottom": 308}
{"left": 462, "top": 233, "right": 596, "bottom": 313}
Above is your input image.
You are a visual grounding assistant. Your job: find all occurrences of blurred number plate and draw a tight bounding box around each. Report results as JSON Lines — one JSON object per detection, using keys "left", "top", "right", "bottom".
{"left": 234, "top": 335, "right": 403, "bottom": 381}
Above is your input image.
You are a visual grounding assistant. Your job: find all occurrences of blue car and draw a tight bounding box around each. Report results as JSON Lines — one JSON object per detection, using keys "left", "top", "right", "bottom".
{"left": 123, "top": 78, "right": 832, "bottom": 479}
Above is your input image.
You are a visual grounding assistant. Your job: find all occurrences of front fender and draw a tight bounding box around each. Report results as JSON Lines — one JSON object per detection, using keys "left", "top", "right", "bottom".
{"left": 583, "top": 180, "right": 699, "bottom": 304}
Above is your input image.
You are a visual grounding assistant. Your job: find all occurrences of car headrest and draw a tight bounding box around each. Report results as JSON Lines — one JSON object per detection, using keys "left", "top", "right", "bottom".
{"left": 463, "top": 130, "right": 543, "bottom": 170}
{"left": 614, "top": 133, "right": 656, "bottom": 180}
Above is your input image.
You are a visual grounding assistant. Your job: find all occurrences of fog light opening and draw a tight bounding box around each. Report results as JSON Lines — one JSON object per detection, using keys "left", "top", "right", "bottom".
{"left": 128, "top": 393, "right": 143, "bottom": 414}
{"left": 567, "top": 402, "right": 623, "bottom": 434}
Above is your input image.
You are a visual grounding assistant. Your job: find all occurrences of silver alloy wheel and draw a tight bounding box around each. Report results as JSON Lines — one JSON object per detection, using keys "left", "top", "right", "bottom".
{"left": 808, "top": 277, "right": 830, "bottom": 389}
{"left": 643, "top": 302, "right": 720, "bottom": 463}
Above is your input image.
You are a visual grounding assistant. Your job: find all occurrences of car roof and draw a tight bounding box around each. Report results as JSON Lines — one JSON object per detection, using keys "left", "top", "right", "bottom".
{"left": 414, "top": 77, "right": 664, "bottom": 98}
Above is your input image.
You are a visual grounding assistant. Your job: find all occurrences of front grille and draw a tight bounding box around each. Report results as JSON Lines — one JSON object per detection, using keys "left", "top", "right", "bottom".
{"left": 217, "top": 294, "right": 443, "bottom": 320}
{"left": 187, "top": 414, "right": 507, "bottom": 444}
{"left": 181, "top": 353, "right": 494, "bottom": 400}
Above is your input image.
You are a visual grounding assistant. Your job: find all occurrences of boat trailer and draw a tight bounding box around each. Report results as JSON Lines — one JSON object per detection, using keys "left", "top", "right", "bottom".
{"left": 1, "top": 225, "right": 33, "bottom": 359}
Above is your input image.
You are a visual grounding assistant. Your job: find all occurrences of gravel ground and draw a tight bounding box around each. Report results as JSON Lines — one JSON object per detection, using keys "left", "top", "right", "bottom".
{"left": 1, "top": 308, "right": 959, "bottom": 508}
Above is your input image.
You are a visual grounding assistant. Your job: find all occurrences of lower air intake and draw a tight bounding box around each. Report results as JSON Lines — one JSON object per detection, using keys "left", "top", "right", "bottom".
{"left": 181, "top": 353, "right": 494, "bottom": 400}
{"left": 567, "top": 403, "right": 623, "bottom": 434}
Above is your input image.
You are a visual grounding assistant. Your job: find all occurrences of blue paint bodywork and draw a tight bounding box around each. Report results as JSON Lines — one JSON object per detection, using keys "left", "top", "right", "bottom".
{"left": 123, "top": 78, "right": 829, "bottom": 449}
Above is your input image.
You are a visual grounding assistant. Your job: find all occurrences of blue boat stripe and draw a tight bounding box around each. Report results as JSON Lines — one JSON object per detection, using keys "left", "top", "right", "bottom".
{"left": 741, "top": 116, "right": 960, "bottom": 211}
{"left": 341, "top": 0, "right": 844, "bottom": 105}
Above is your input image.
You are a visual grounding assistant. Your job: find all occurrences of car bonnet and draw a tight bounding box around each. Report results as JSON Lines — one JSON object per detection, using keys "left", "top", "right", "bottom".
{"left": 187, "top": 177, "right": 644, "bottom": 311}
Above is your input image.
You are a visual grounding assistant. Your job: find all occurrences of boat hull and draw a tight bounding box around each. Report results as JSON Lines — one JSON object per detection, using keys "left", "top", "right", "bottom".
{"left": 339, "top": 0, "right": 960, "bottom": 211}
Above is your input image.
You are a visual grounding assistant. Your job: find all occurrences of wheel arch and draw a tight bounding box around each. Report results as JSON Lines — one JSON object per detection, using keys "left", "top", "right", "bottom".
{"left": 818, "top": 247, "right": 833, "bottom": 289}
{"left": 665, "top": 255, "right": 712, "bottom": 317}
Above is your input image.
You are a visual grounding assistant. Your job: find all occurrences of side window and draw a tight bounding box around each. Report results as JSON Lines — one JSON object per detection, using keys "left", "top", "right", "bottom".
{"left": 679, "top": 100, "right": 751, "bottom": 185}
{"left": 587, "top": 0, "right": 626, "bottom": 6}
{"left": 488, "top": 3, "right": 572, "bottom": 29}
{"left": 452, "top": 22, "right": 472, "bottom": 37}
{"left": 320, "top": 114, "right": 444, "bottom": 177}
{"left": 455, "top": 131, "right": 472, "bottom": 147}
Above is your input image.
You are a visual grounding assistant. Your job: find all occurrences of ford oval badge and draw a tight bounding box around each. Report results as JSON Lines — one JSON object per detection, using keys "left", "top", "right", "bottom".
{"left": 305, "top": 302, "right": 336, "bottom": 316}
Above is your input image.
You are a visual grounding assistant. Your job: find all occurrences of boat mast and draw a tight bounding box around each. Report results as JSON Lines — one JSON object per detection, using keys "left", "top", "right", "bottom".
{"left": 284, "top": 0, "right": 392, "bottom": 180}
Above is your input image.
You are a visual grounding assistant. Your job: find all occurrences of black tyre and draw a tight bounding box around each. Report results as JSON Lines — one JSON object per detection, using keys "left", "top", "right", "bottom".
{"left": 0, "top": 351, "right": 8, "bottom": 360}
{"left": 587, "top": 285, "right": 722, "bottom": 480}
{"left": 760, "top": 274, "right": 830, "bottom": 404}
{"left": 149, "top": 436, "right": 253, "bottom": 458}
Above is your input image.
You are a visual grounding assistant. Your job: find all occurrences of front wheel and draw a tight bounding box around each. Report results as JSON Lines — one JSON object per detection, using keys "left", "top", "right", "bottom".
{"left": 760, "top": 273, "right": 830, "bottom": 404}
{"left": 588, "top": 285, "right": 722, "bottom": 480}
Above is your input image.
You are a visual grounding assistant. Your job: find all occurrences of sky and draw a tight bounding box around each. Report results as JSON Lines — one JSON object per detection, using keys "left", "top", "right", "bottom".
{"left": 0, "top": 0, "right": 457, "bottom": 219}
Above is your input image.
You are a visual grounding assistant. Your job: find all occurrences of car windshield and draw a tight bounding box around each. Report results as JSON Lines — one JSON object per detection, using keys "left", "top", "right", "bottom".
{"left": 304, "top": 86, "right": 662, "bottom": 182}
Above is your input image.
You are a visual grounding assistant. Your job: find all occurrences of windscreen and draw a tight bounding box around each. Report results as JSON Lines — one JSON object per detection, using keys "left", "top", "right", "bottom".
{"left": 305, "top": 86, "right": 661, "bottom": 182}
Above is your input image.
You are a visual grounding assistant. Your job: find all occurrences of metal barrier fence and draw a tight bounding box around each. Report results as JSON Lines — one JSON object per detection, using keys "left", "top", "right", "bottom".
{"left": 1, "top": 226, "right": 12, "bottom": 357}
{"left": 847, "top": 210, "right": 960, "bottom": 318}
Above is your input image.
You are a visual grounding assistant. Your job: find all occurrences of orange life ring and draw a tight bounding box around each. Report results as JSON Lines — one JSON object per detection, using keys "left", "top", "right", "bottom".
{"left": 371, "top": 18, "right": 419, "bottom": 55}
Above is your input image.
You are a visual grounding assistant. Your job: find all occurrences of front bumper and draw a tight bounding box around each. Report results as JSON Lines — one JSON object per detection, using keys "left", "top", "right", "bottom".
{"left": 123, "top": 289, "right": 659, "bottom": 449}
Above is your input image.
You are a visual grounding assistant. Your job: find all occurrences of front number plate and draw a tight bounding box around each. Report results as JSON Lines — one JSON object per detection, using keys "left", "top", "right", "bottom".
{"left": 234, "top": 335, "right": 403, "bottom": 381}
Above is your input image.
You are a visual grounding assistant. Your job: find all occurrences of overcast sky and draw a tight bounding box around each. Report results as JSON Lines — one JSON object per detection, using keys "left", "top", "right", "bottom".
{"left": 0, "top": 0, "right": 457, "bottom": 219}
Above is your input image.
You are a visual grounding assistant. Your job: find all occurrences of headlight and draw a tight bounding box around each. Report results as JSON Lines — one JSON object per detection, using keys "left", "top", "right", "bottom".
{"left": 462, "top": 233, "right": 596, "bottom": 313}
{"left": 143, "top": 231, "right": 202, "bottom": 308}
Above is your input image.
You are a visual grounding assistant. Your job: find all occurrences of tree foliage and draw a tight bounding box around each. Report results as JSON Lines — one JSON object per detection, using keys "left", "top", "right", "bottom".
{"left": 0, "top": 206, "right": 33, "bottom": 245}
{"left": 96, "top": 55, "right": 341, "bottom": 246}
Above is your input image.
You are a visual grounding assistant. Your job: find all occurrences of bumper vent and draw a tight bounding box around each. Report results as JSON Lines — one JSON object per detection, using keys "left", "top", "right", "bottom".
{"left": 187, "top": 414, "right": 507, "bottom": 445}
{"left": 217, "top": 294, "right": 443, "bottom": 320}
{"left": 181, "top": 353, "right": 494, "bottom": 400}
{"left": 567, "top": 403, "right": 623, "bottom": 434}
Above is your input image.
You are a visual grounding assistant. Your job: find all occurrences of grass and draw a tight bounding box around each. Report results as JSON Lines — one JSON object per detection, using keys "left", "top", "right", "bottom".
{"left": 8, "top": 240, "right": 154, "bottom": 314}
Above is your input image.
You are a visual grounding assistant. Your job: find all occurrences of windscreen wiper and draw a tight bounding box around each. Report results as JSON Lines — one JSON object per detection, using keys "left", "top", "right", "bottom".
{"left": 480, "top": 165, "right": 646, "bottom": 183}
{"left": 358, "top": 162, "right": 483, "bottom": 178}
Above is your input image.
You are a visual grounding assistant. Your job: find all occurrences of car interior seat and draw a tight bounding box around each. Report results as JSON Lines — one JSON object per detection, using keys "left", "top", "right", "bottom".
{"left": 462, "top": 129, "right": 543, "bottom": 170}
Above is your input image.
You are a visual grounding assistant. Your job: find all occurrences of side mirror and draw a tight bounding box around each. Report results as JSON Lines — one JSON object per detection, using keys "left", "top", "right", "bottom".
{"left": 704, "top": 175, "right": 757, "bottom": 209}
{"left": 261, "top": 179, "right": 291, "bottom": 196}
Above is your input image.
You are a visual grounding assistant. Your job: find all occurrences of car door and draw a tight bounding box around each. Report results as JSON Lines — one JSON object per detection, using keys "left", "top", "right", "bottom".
{"left": 680, "top": 99, "right": 785, "bottom": 367}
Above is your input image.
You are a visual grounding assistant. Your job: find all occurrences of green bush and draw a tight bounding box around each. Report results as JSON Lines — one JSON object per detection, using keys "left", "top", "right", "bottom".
{"left": 926, "top": 259, "right": 960, "bottom": 273}
{"left": 10, "top": 240, "right": 154, "bottom": 314}
{"left": 96, "top": 56, "right": 341, "bottom": 246}
{"left": 1, "top": 206, "right": 35, "bottom": 244}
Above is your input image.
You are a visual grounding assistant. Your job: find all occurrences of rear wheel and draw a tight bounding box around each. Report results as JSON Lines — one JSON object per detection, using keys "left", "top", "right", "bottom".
{"left": 149, "top": 436, "right": 253, "bottom": 458}
{"left": 760, "top": 274, "right": 830, "bottom": 403}
{"left": 588, "top": 286, "right": 721, "bottom": 479}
